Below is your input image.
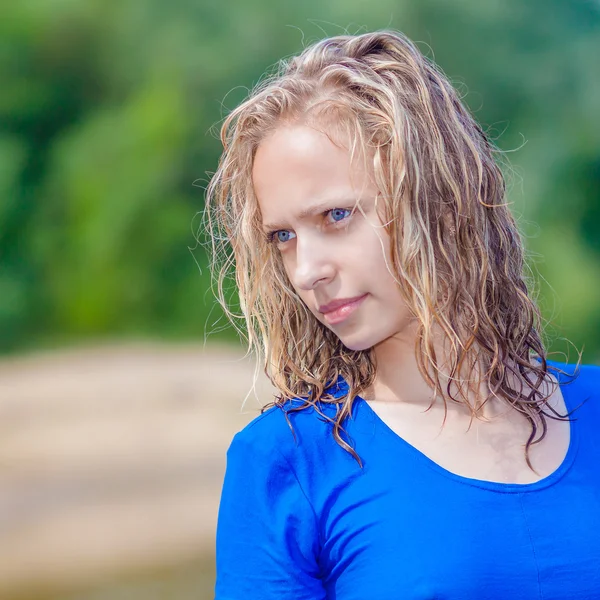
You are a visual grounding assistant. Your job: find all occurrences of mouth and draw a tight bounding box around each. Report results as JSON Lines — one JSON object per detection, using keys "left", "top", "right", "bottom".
{"left": 320, "top": 294, "right": 368, "bottom": 325}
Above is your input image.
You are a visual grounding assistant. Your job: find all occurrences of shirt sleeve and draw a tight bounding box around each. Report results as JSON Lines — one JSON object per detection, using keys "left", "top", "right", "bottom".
{"left": 214, "top": 428, "right": 326, "bottom": 600}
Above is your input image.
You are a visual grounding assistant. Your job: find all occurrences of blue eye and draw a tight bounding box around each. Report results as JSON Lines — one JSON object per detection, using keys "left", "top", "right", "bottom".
{"left": 330, "top": 208, "right": 351, "bottom": 222}
{"left": 265, "top": 229, "right": 295, "bottom": 244}
{"left": 266, "top": 207, "right": 353, "bottom": 245}
{"left": 275, "top": 231, "right": 293, "bottom": 243}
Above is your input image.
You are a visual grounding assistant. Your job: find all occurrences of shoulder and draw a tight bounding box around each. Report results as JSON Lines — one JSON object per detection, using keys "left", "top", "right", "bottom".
{"left": 570, "top": 361, "right": 600, "bottom": 388}
{"left": 227, "top": 402, "right": 291, "bottom": 458}
{"left": 547, "top": 359, "right": 600, "bottom": 392}
{"left": 227, "top": 397, "right": 339, "bottom": 464}
{"left": 547, "top": 358, "right": 600, "bottom": 418}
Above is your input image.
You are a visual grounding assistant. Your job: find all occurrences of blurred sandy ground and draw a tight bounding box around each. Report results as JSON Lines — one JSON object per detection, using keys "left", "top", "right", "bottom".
{"left": 0, "top": 342, "right": 275, "bottom": 599}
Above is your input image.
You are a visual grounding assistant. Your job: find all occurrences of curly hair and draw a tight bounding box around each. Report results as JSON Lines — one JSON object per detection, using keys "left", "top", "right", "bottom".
{"left": 202, "top": 29, "right": 582, "bottom": 472}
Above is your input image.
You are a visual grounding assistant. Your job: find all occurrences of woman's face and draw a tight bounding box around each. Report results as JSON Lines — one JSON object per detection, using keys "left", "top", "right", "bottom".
{"left": 252, "top": 122, "right": 416, "bottom": 352}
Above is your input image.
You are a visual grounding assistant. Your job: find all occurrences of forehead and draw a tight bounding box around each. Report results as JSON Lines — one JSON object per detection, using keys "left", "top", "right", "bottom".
{"left": 252, "top": 124, "right": 375, "bottom": 228}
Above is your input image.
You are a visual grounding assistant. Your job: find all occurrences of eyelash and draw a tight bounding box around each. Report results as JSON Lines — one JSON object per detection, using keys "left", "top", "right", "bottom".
{"left": 266, "top": 207, "right": 354, "bottom": 245}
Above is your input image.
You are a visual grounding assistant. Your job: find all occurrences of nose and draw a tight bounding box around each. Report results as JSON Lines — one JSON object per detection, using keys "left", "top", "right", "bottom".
{"left": 291, "top": 233, "right": 335, "bottom": 291}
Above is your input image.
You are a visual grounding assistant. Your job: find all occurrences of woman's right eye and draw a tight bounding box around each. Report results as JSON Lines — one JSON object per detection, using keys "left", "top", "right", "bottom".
{"left": 266, "top": 230, "right": 296, "bottom": 244}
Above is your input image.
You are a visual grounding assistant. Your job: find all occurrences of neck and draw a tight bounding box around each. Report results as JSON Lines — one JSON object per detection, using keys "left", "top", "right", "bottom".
{"left": 365, "top": 320, "right": 533, "bottom": 421}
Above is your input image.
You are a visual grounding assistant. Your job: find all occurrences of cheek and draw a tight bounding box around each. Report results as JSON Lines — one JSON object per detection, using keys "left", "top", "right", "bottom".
{"left": 359, "top": 238, "right": 408, "bottom": 312}
{"left": 276, "top": 253, "right": 296, "bottom": 286}
{"left": 357, "top": 233, "right": 396, "bottom": 283}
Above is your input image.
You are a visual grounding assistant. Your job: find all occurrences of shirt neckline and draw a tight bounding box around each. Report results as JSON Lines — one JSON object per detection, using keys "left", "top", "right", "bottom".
{"left": 351, "top": 359, "right": 580, "bottom": 493}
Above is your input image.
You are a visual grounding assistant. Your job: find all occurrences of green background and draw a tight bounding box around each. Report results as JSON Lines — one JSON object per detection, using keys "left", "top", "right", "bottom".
{"left": 1, "top": 0, "right": 599, "bottom": 360}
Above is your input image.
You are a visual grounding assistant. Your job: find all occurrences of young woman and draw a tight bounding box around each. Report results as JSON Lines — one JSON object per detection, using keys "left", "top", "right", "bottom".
{"left": 205, "top": 30, "right": 600, "bottom": 599}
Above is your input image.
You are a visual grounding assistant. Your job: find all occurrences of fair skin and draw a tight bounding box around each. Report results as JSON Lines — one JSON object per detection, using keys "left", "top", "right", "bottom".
{"left": 252, "top": 121, "right": 570, "bottom": 483}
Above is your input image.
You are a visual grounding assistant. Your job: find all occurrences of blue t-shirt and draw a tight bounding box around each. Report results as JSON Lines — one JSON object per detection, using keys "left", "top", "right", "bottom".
{"left": 214, "top": 360, "right": 600, "bottom": 599}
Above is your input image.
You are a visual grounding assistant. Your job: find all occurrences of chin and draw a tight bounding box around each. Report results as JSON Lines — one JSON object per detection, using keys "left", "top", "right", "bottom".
{"left": 337, "top": 333, "right": 378, "bottom": 353}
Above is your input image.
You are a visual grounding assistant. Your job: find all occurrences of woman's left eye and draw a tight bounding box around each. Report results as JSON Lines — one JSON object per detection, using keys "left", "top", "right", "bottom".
{"left": 326, "top": 208, "right": 352, "bottom": 223}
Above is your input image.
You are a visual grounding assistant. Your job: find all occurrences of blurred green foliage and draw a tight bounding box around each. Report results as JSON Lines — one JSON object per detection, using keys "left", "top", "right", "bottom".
{"left": 0, "top": 0, "right": 599, "bottom": 360}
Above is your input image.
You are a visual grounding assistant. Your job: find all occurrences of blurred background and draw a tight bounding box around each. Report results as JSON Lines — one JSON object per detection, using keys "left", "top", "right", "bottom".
{"left": 0, "top": 0, "right": 599, "bottom": 598}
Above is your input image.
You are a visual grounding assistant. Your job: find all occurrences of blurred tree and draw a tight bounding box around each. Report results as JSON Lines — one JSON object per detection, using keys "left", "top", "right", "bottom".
{"left": 0, "top": 0, "right": 598, "bottom": 360}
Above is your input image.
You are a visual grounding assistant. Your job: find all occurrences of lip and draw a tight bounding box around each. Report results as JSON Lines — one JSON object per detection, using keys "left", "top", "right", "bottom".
{"left": 319, "top": 294, "right": 368, "bottom": 325}
{"left": 318, "top": 294, "right": 368, "bottom": 314}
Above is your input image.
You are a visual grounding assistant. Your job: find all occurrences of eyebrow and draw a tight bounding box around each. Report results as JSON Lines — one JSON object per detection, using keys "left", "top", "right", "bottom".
{"left": 261, "top": 198, "right": 357, "bottom": 232}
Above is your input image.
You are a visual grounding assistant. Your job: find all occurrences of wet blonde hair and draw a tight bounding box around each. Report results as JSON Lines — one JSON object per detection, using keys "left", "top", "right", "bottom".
{"left": 202, "top": 29, "right": 582, "bottom": 471}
